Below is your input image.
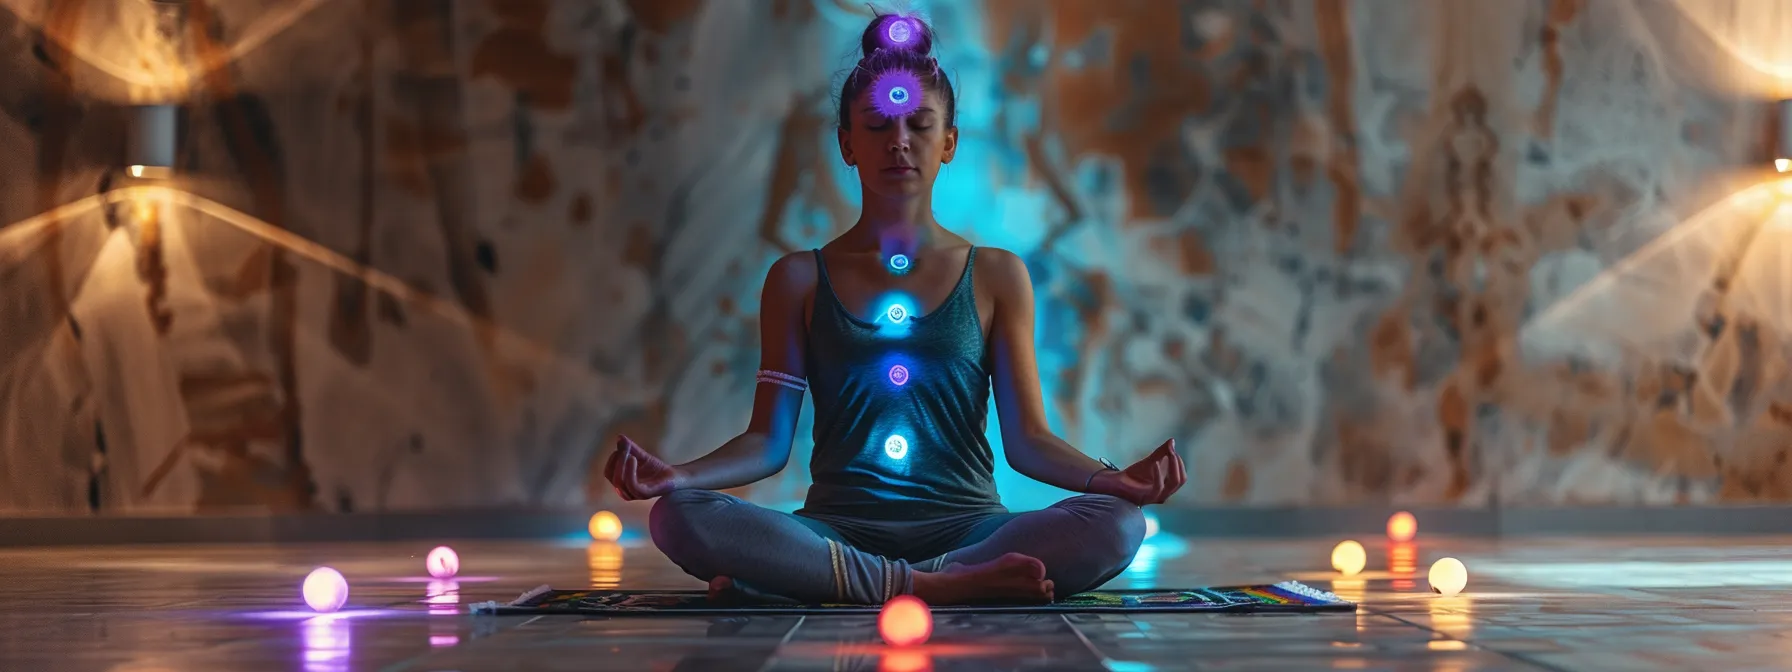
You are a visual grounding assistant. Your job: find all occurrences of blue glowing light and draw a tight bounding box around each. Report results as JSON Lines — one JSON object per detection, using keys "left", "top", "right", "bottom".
{"left": 889, "top": 254, "right": 910, "bottom": 272}
{"left": 886, "top": 304, "right": 908, "bottom": 323}
{"left": 889, "top": 364, "right": 910, "bottom": 386}
{"left": 884, "top": 435, "right": 909, "bottom": 459}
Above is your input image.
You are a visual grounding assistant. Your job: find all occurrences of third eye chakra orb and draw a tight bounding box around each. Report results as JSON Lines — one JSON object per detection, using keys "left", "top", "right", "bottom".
{"left": 869, "top": 69, "right": 924, "bottom": 119}
{"left": 885, "top": 435, "right": 909, "bottom": 459}
{"left": 889, "top": 364, "right": 910, "bottom": 386}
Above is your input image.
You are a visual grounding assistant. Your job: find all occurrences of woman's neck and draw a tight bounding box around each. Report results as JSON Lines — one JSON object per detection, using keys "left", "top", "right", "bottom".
{"left": 844, "top": 188, "right": 945, "bottom": 253}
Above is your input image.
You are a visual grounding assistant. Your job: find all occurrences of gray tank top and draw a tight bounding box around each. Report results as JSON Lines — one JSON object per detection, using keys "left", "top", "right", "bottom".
{"left": 797, "top": 247, "right": 1007, "bottom": 520}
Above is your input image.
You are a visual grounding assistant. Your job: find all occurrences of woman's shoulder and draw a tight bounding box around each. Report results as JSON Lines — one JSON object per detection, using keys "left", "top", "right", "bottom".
{"left": 763, "top": 250, "right": 821, "bottom": 296}
{"left": 972, "top": 246, "right": 1030, "bottom": 284}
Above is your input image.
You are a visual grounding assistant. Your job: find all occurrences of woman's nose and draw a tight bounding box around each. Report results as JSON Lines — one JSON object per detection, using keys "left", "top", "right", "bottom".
{"left": 888, "top": 125, "right": 911, "bottom": 152}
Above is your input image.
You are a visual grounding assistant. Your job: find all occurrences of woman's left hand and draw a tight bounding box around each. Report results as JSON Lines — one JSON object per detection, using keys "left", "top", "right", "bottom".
{"left": 1088, "top": 439, "right": 1185, "bottom": 506}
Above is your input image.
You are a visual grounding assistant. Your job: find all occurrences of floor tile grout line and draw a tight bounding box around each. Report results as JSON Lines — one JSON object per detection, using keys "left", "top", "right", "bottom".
{"left": 754, "top": 614, "right": 806, "bottom": 672}
{"left": 1368, "top": 608, "right": 1576, "bottom": 672}
{"left": 1060, "top": 613, "right": 1114, "bottom": 668}
{"left": 374, "top": 611, "right": 548, "bottom": 672}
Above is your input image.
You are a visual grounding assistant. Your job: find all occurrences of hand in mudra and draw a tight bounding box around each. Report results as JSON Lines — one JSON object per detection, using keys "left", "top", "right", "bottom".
{"left": 1091, "top": 439, "right": 1186, "bottom": 506}
{"left": 604, "top": 435, "right": 681, "bottom": 501}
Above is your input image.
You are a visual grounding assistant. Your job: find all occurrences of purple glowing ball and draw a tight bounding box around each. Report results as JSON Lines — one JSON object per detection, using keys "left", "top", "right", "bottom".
{"left": 869, "top": 69, "right": 925, "bottom": 120}
{"left": 881, "top": 16, "right": 919, "bottom": 50}
{"left": 302, "top": 567, "right": 349, "bottom": 613}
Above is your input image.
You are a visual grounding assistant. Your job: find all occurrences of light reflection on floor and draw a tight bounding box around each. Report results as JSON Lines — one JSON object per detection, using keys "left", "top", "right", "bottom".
{"left": 5, "top": 535, "right": 1792, "bottom": 670}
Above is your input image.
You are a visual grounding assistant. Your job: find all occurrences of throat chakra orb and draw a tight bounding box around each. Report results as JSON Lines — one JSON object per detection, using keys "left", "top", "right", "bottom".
{"left": 889, "top": 364, "right": 910, "bottom": 386}
{"left": 888, "top": 254, "right": 910, "bottom": 273}
{"left": 884, "top": 435, "right": 909, "bottom": 460}
{"left": 885, "top": 304, "right": 908, "bottom": 323}
{"left": 869, "top": 69, "right": 925, "bottom": 119}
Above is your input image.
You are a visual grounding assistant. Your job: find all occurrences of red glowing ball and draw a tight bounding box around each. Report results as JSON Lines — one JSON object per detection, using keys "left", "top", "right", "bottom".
{"left": 878, "top": 595, "right": 932, "bottom": 646}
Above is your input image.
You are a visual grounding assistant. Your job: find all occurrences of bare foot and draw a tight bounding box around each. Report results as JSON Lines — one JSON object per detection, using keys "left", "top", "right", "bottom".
{"left": 911, "top": 553, "right": 1054, "bottom": 605}
{"left": 708, "top": 576, "right": 736, "bottom": 602}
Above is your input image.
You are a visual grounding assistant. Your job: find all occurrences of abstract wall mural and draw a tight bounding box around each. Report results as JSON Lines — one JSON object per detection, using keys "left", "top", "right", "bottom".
{"left": 0, "top": 0, "right": 1785, "bottom": 515}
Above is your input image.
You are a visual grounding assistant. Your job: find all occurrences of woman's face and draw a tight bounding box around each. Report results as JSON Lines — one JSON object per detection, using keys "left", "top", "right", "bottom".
{"left": 838, "top": 87, "right": 957, "bottom": 199}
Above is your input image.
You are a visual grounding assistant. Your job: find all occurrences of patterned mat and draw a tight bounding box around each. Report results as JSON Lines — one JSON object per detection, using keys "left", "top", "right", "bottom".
{"left": 469, "top": 581, "right": 1353, "bottom": 615}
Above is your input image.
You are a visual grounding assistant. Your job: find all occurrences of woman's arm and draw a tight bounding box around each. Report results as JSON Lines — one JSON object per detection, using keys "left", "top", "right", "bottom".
{"left": 983, "top": 249, "right": 1114, "bottom": 491}
{"left": 667, "top": 253, "right": 814, "bottom": 491}
{"left": 983, "top": 249, "right": 1185, "bottom": 504}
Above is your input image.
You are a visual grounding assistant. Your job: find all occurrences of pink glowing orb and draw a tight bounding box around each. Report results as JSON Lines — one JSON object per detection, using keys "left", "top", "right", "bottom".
{"left": 426, "top": 546, "right": 459, "bottom": 578}
{"left": 303, "top": 567, "right": 349, "bottom": 613}
{"left": 879, "top": 595, "right": 932, "bottom": 646}
{"left": 889, "top": 365, "right": 910, "bottom": 386}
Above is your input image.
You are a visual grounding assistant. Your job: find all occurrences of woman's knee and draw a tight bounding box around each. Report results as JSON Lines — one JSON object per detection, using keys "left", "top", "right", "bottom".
{"left": 648, "top": 489, "right": 732, "bottom": 565}
{"left": 1058, "top": 494, "right": 1147, "bottom": 560}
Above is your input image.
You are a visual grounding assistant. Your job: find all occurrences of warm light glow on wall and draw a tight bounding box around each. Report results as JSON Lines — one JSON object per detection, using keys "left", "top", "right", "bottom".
{"left": 1675, "top": 0, "right": 1792, "bottom": 96}
{"left": 1520, "top": 177, "right": 1792, "bottom": 370}
{"left": 38, "top": 0, "right": 336, "bottom": 99}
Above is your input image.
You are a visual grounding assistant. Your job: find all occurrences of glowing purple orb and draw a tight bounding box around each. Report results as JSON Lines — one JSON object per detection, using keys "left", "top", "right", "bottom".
{"left": 869, "top": 69, "right": 925, "bottom": 120}
{"left": 885, "top": 17, "right": 915, "bottom": 47}
{"left": 889, "top": 365, "right": 910, "bottom": 386}
{"left": 302, "top": 567, "right": 349, "bottom": 613}
{"left": 426, "top": 546, "right": 459, "bottom": 578}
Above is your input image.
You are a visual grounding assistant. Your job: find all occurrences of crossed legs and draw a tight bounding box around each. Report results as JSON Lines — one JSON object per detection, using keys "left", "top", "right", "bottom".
{"left": 649, "top": 489, "right": 1146, "bottom": 604}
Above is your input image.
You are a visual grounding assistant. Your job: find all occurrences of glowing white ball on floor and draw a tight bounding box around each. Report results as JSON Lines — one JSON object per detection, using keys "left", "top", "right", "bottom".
{"left": 589, "top": 511, "right": 623, "bottom": 541}
{"left": 303, "top": 567, "right": 349, "bottom": 613}
{"left": 1331, "top": 540, "right": 1366, "bottom": 576}
{"left": 1428, "top": 557, "right": 1468, "bottom": 596}
{"left": 426, "top": 546, "right": 459, "bottom": 578}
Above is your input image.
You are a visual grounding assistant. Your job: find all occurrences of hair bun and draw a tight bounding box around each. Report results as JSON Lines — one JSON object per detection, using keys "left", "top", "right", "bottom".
{"left": 860, "top": 13, "right": 933, "bottom": 58}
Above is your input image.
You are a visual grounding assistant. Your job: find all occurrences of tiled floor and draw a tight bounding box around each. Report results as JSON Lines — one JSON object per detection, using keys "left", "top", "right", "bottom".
{"left": 4, "top": 532, "right": 1792, "bottom": 671}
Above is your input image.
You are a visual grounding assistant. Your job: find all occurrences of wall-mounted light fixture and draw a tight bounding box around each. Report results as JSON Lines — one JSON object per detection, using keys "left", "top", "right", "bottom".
{"left": 1776, "top": 99, "right": 1792, "bottom": 173}
{"left": 127, "top": 104, "right": 177, "bottom": 179}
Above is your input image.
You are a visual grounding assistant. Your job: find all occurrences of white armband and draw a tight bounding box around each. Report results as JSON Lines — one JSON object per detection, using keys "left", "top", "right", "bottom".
{"left": 756, "top": 369, "right": 807, "bottom": 392}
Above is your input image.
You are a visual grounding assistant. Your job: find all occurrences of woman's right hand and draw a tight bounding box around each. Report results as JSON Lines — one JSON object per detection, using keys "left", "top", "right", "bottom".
{"left": 604, "top": 435, "right": 684, "bottom": 500}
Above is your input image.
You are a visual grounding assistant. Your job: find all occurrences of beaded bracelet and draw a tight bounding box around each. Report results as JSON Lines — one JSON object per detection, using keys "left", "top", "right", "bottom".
{"left": 1084, "top": 458, "right": 1119, "bottom": 492}
{"left": 756, "top": 369, "right": 807, "bottom": 392}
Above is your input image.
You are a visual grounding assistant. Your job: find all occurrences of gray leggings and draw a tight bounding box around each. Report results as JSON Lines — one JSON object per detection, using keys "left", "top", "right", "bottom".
{"left": 649, "top": 489, "right": 1146, "bottom": 604}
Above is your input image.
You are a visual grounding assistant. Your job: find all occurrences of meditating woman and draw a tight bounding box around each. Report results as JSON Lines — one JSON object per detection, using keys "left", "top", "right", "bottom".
{"left": 603, "top": 11, "right": 1186, "bottom": 605}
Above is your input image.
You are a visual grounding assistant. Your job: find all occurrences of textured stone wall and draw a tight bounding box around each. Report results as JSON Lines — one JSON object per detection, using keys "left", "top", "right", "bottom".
{"left": 0, "top": 0, "right": 1778, "bottom": 515}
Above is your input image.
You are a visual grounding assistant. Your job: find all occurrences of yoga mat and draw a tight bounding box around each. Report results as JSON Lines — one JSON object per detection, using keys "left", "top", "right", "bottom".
{"left": 469, "top": 581, "right": 1353, "bottom": 615}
